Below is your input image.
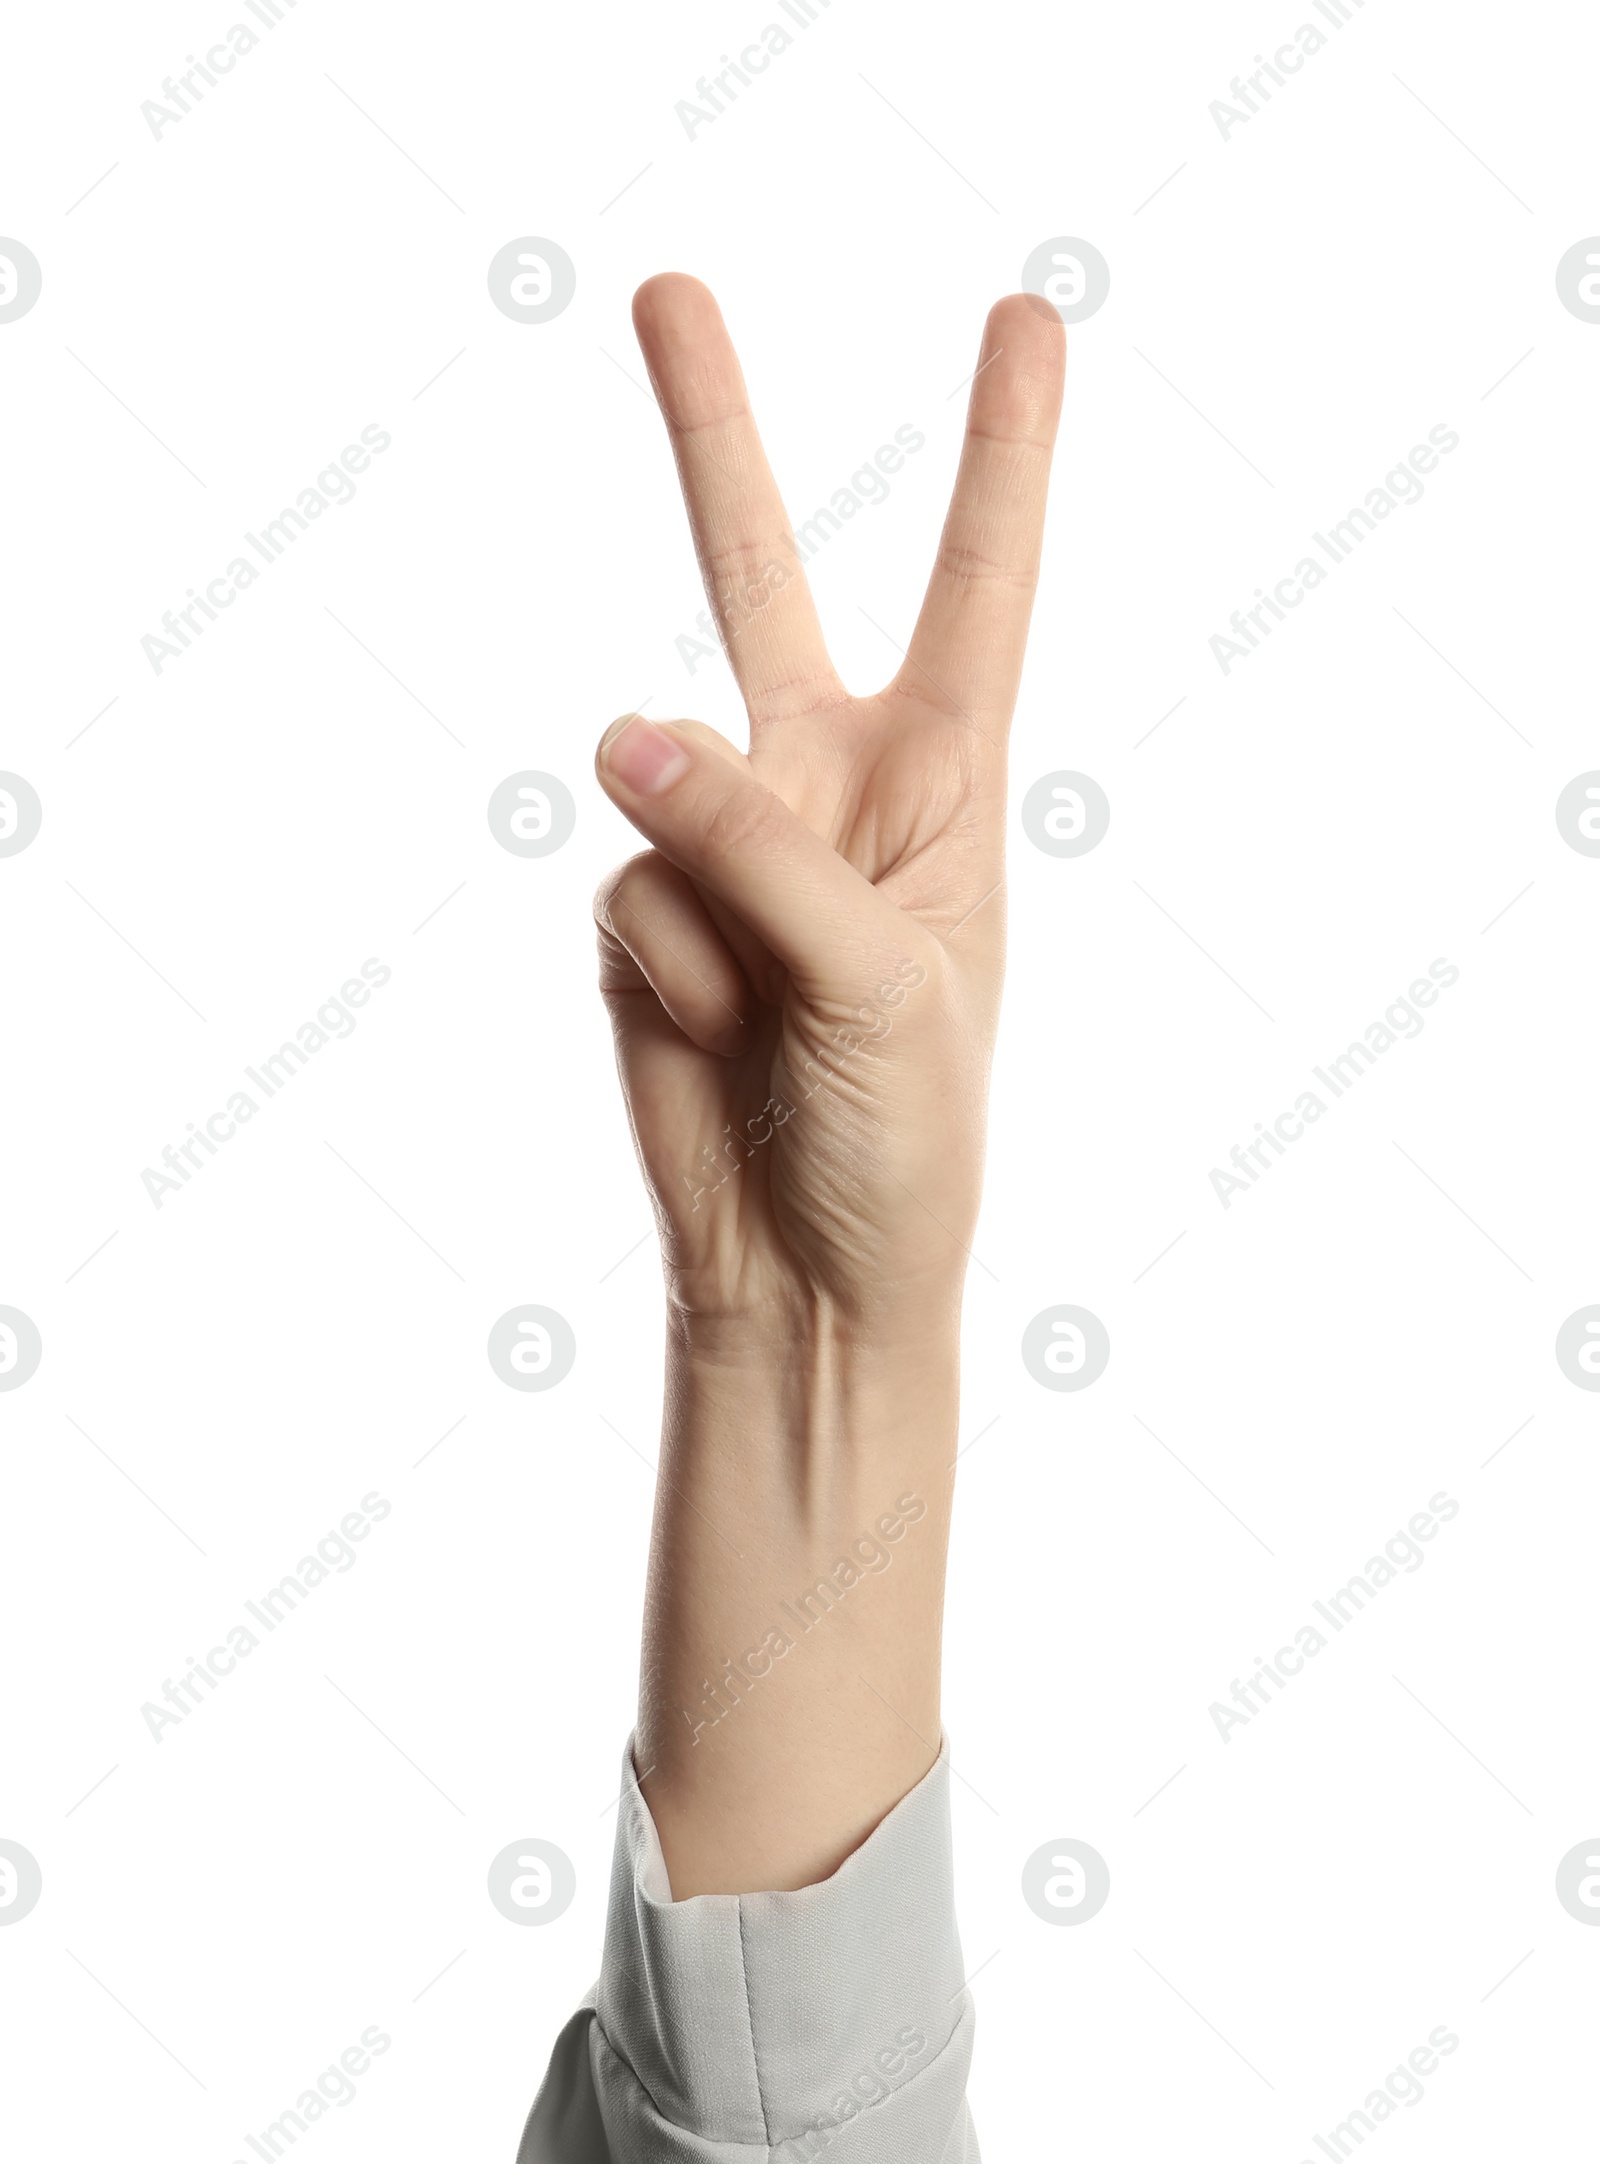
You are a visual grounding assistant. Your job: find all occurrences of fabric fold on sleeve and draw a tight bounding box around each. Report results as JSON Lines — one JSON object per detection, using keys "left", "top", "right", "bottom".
{"left": 518, "top": 1737, "right": 979, "bottom": 2162}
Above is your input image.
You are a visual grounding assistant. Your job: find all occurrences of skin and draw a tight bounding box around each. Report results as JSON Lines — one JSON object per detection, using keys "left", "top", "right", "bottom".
{"left": 593, "top": 273, "right": 1065, "bottom": 1897}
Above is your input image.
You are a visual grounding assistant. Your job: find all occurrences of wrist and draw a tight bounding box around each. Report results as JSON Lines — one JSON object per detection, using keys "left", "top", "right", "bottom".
{"left": 662, "top": 1298, "right": 965, "bottom": 1523}
{"left": 665, "top": 1275, "right": 964, "bottom": 1366}
{"left": 665, "top": 1301, "right": 960, "bottom": 1457}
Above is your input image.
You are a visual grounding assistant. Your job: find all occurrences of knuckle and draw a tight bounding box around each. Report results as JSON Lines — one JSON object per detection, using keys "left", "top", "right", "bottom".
{"left": 965, "top": 423, "right": 1052, "bottom": 455}
{"left": 701, "top": 532, "right": 795, "bottom": 584}
{"left": 699, "top": 782, "right": 788, "bottom": 864}
{"left": 934, "top": 540, "right": 1036, "bottom": 590}
{"left": 592, "top": 849, "right": 667, "bottom": 931}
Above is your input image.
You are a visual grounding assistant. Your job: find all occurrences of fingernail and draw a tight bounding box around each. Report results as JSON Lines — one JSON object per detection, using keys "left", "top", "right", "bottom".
{"left": 599, "top": 716, "right": 691, "bottom": 796}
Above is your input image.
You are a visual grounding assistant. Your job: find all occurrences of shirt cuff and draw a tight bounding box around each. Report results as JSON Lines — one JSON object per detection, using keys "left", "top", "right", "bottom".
{"left": 518, "top": 1736, "right": 979, "bottom": 2162}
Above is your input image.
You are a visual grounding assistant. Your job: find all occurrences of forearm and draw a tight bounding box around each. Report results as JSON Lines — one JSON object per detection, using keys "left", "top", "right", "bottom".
{"left": 635, "top": 1301, "right": 962, "bottom": 1897}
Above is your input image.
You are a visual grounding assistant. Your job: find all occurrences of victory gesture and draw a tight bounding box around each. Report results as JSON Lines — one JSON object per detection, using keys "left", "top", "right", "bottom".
{"left": 594, "top": 275, "right": 1067, "bottom": 1344}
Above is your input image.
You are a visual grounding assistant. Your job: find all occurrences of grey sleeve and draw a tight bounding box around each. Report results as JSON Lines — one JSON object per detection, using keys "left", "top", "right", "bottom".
{"left": 517, "top": 1738, "right": 979, "bottom": 2162}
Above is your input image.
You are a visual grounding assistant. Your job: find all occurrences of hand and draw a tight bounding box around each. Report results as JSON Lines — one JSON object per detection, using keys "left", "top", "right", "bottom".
{"left": 592, "top": 276, "right": 1066, "bottom": 1890}
{"left": 594, "top": 275, "right": 1066, "bottom": 1348}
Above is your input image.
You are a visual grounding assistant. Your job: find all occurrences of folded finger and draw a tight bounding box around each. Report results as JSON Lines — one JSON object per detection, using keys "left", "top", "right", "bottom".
{"left": 595, "top": 851, "right": 756, "bottom": 1056}
{"left": 596, "top": 715, "right": 919, "bottom": 992}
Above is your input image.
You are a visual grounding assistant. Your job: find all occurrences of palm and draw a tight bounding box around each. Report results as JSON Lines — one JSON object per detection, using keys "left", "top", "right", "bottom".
{"left": 595, "top": 279, "right": 1064, "bottom": 1318}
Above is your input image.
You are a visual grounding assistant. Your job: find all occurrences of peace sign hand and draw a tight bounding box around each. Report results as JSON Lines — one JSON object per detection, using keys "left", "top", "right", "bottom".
{"left": 594, "top": 274, "right": 1065, "bottom": 1344}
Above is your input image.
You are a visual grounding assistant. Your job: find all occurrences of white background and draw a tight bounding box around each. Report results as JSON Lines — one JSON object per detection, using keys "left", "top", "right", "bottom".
{"left": 2, "top": 1, "right": 1597, "bottom": 2157}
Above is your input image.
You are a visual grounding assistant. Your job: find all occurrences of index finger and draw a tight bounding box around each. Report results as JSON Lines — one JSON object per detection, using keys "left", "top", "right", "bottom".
{"left": 897, "top": 295, "right": 1065, "bottom": 735}
{"left": 633, "top": 274, "right": 844, "bottom": 728}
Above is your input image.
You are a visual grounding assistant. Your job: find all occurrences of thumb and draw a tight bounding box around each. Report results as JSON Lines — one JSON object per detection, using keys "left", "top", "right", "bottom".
{"left": 596, "top": 714, "right": 907, "bottom": 988}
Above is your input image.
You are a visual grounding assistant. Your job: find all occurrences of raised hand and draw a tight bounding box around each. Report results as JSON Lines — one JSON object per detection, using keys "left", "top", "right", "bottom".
{"left": 594, "top": 275, "right": 1066, "bottom": 1347}
{"left": 591, "top": 274, "right": 1064, "bottom": 1896}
